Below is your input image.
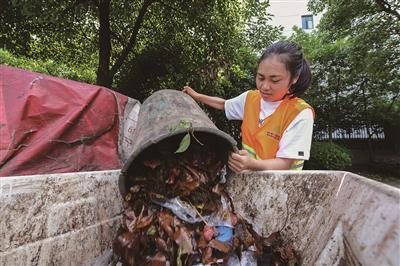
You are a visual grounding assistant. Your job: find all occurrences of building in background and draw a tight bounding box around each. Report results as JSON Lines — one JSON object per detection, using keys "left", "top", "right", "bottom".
{"left": 268, "top": 0, "right": 323, "bottom": 37}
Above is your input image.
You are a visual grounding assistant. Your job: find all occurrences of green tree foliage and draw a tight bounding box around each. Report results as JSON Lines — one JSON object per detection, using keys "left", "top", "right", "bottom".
{"left": 0, "top": 0, "right": 280, "bottom": 88}
{"left": 291, "top": 0, "right": 399, "bottom": 154}
{"left": 0, "top": 49, "right": 96, "bottom": 83}
{"left": 291, "top": 30, "right": 356, "bottom": 140}
{"left": 1, "top": 0, "right": 281, "bottom": 140}
{"left": 0, "top": 0, "right": 98, "bottom": 69}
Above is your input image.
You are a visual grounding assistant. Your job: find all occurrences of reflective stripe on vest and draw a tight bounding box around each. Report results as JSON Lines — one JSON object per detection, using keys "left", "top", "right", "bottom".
{"left": 290, "top": 160, "right": 304, "bottom": 170}
{"left": 242, "top": 143, "right": 257, "bottom": 158}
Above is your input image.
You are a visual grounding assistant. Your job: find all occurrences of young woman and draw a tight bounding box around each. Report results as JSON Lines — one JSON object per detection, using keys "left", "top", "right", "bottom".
{"left": 183, "top": 40, "right": 314, "bottom": 173}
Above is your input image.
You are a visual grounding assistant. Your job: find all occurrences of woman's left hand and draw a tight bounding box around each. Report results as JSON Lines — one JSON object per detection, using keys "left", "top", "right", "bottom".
{"left": 228, "top": 149, "right": 252, "bottom": 174}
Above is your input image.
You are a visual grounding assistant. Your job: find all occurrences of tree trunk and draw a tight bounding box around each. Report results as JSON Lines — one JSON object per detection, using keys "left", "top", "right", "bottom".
{"left": 96, "top": 0, "right": 112, "bottom": 87}
{"left": 96, "top": 0, "right": 157, "bottom": 88}
{"left": 109, "top": 0, "right": 156, "bottom": 79}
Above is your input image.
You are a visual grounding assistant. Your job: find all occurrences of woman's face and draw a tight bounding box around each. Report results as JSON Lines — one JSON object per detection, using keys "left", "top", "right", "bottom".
{"left": 256, "top": 55, "right": 298, "bottom": 102}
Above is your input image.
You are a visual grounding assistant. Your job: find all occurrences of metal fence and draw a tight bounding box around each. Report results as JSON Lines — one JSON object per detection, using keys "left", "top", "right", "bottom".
{"left": 314, "top": 127, "right": 385, "bottom": 140}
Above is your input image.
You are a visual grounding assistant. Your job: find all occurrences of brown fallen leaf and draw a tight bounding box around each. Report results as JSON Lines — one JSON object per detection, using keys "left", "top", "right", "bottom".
{"left": 154, "top": 237, "right": 169, "bottom": 254}
{"left": 230, "top": 213, "right": 238, "bottom": 226}
{"left": 173, "top": 225, "right": 193, "bottom": 254}
{"left": 166, "top": 166, "right": 180, "bottom": 184}
{"left": 130, "top": 185, "right": 142, "bottom": 193}
{"left": 276, "top": 244, "right": 297, "bottom": 262}
{"left": 117, "top": 231, "right": 135, "bottom": 248}
{"left": 196, "top": 234, "right": 208, "bottom": 249}
{"left": 136, "top": 214, "right": 153, "bottom": 229}
{"left": 183, "top": 164, "right": 201, "bottom": 180}
{"left": 143, "top": 160, "right": 161, "bottom": 169}
{"left": 147, "top": 252, "right": 167, "bottom": 266}
{"left": 175, "top": 179, "right": 200, "bottom": 196}
{"left": 263, "top": 231, "right": 282, "bottom": 246}
{"left": 238, "top": 221, "right": 255, "bottom": 249}
{"left": 158, "top": 212, "right": 174, "bottom": 239}
{"left": 202, "top": 246, "right": 213, "bottom": 264}
{"left": 125, "top": 209, "right": 137, "bottom": 220}
{"left": 208, "top": 239, "right": 231, "bottom": 253}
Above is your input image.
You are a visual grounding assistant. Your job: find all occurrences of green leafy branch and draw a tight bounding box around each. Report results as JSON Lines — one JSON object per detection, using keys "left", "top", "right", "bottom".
{"left": 170, "top": 120, "right": 204, "bottom": 154}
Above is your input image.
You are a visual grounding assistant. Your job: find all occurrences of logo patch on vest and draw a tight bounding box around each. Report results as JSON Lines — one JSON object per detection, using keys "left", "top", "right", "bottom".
{"left": 298, "top": 151, "right": 304, "bottom": 156}
{"left": 266, "top": 131, "right": 280, "bottom": 140}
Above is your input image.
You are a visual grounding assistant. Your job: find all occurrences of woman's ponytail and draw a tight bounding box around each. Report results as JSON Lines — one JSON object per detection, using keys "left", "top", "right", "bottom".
{"left": 289, "top": 58, "right": 311, "bottom": 98}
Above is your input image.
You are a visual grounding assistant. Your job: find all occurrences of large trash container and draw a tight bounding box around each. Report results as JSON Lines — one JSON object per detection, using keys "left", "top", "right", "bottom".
{"left": 1, "top": 170, "right": 399, "bottom": 265}
{"left": 1, "top": 90, "right": 399, "bottom": 265}
{"left": 118, "top": 89, "right": 237, "bottom": 196}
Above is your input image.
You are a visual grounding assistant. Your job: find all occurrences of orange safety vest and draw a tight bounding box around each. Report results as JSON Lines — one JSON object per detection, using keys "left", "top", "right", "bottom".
{"left": 241, "top": 90, "right": 314, "bottom": 170}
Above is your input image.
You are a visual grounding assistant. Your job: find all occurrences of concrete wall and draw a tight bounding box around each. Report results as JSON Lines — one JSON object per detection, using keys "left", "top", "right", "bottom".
{"left": 0, "top": 170, "right": 123, "bottom": 265}
{"left": 227, "top": 171, "right": 400, "bottom": 265}
{"left": 1, "top": 170, "right": 399, "bottom": 265}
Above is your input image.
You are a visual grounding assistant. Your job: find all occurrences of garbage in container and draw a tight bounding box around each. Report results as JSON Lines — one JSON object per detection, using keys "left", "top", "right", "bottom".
{"left": 114, "top": 139, "right": 300, "bottom": 265}
{"left": 113, "top": 90, "right": 300, "bottom": 265}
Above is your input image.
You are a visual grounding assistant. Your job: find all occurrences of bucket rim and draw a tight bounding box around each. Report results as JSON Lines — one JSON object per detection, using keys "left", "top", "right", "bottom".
{"left": 119, "top": 126, "right": 237, "bottom": 196}
{"left": 121, "top": 126, "right": 237, "bottom": 174}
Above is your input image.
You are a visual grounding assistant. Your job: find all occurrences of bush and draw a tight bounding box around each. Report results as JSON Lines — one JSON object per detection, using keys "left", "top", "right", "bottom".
{"left": 305, "top": 141, "right": 352, "bottom": 170}
{"left": 0, "top": 49, "right": 96, "bottom": 84}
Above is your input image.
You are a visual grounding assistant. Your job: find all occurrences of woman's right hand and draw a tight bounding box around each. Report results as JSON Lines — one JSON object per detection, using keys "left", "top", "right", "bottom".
{"left": 182, "top": 86, "right": 198, "bottom": 99}
{"left": 182, "top": 85, "right": 225, "bottom": 110}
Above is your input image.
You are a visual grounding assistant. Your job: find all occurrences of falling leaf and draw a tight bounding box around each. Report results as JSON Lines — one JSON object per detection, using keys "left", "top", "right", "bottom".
{"left": 208, "top": 239, "right": 231, "bottom": 253}
{"left": 158, "top": 212, "right": 174, "bottom": 239}
{"left": 130, "top": 185, "right": 141, "bottom": 193}
{"left": 202, "top": 246, "right": 213, "bottom": 264}
{"left": 228, "top": 214, "right": 237, "bottom": 227}
{"left": 125, "top": 209, "right": 136, "bottom": 219}
{"left": 149, "top": 192, "right": 166, "bottom": 201}
{"left": 144, "top": 160, "right": 161, "bottom": 169}
{"left": 147, "top": 225, "right": 157, "bottom": 236}
{"left": 136, "top": 214, "right": 153, "bottom": 229}
{"left": 174, "top": 226, "right": 193, "bottom": 254}
{"left": 183, "top": 164, "right": 201, "bottom": 180}
{"left": 125, "top": 193, "right": 132, "bottom": 201}
{"left": 117, "top": 232, "right": 135, "bottom": 248}
{"left": 196, "top": 235, "right": 208, "bottom": 249}
{"left": 277, "top": 244, "right": 297, "bottom": 262}
{"left": 175, "top": 133, "right": 190, "bottom": 153}
{"left": 195, "top": 203, "right": 204, "bottom": 210}
{"left": 155, "top": 237, "right": 169, "bottom": 254}
{"left": 165, "top": 166, "right": 180, "bottom": 184}
{"left": 175, "top": 179, "right": 200, "bottom": 196}
{"left": 147, "top": 252, "right": 167, "bottom": 266}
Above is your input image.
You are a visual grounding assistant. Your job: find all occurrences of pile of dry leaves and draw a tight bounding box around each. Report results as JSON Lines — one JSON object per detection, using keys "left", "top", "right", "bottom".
{"left": 113, "top": 140, "right": 299, "bottom": 265}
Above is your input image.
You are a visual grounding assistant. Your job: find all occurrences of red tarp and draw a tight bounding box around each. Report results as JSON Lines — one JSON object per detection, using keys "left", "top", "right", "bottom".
{"left": 0, "top": 65, "right": 138, "bottom": 177}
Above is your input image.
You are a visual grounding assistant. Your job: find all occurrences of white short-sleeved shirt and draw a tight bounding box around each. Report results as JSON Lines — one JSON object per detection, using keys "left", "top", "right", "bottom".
{"left": 224, "top": 91, "right": 314, "bottom": 160}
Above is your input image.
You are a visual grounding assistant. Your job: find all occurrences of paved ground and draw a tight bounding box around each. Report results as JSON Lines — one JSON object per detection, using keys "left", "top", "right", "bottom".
{"left": 350, "top": 161, "right": 400, "bottom": 188}
{"left": 357, "top": 172, "right": 400, "bottom": 188}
